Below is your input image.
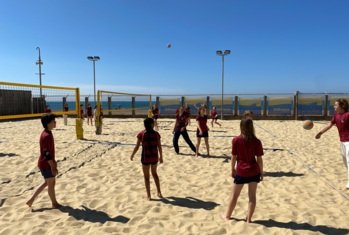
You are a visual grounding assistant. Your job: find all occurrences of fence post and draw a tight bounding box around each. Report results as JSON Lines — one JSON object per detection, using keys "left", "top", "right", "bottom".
{"left": 62, "top": 97, "right": 67, "bottom": 111}
{"left": 156, "top": 96, "right": 160, "bottom": 107}
{"left": 85, "top": 97, "right": 89, "bottom": 116}
{"left": 108, "top": 96, "right": 112, "bottom": 116}
{"left": 234, "top": 96, "right": 238, "bottom": 116}
{"left": 324, "top": 94, "right": 329, "bottom": 118}
{"left": 132, "top": 97, "right": 136, "bottom": 116}
{"left": 263, "top": 95, "right": 267, "bottom": 117}
{"left": 294, "top": 91, "right": 299, "bottom": 120}
{"left": 181, "top": 96, "right": 185, "bottom": 107}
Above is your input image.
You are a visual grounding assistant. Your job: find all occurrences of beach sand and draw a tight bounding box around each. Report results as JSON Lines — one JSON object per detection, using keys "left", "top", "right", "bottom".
{"left": 1, "top": 118, "right": 349, "bottom": 235}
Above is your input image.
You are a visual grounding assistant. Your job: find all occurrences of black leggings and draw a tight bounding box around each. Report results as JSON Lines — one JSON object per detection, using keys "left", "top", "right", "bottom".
{"left": 173, "top": 129, "right": 196, "bottom": 154}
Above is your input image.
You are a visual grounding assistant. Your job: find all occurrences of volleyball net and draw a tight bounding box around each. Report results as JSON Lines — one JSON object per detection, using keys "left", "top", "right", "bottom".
{"left": 0, "top": 81, "right": 80, "bottom": 120}
{"left": 96, "top": 90, "right": 152, "bottom": 116}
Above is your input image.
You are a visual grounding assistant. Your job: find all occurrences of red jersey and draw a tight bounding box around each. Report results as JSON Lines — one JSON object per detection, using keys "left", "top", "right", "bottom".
{"left": 174, "top": 114, "right": 187, "bottom": 131}
{"left": 38, "top": 130, "right": 55, "bottom": 170}
{"left": 152, "top": 108, "right": 159, "bottom": 119}
{"left": 137, "top": 130, "right": 161, "bottom": 163}
{"left": 211, "top": 110, "right": 218, "bottom": 118}
{"left": 232, "top": 135, "right": 263, "bottom": 177}
{"left": 331, "top": 112, "right": 349, "bottom": 142}
{"left": 196, "top": 115, "right": 208, "bottom": 132}
{"left": 87, "top": 106, "right": 93, "bottom": 116}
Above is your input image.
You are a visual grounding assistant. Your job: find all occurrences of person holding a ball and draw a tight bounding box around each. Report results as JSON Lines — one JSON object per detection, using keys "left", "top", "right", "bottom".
{"left": 316, "top": 98, "right": 349, "bottom": 190}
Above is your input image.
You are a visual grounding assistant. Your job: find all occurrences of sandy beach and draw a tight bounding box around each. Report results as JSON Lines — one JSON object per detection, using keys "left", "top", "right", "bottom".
{"left": 1, "top": 117, "right": 349, "bottom": 235}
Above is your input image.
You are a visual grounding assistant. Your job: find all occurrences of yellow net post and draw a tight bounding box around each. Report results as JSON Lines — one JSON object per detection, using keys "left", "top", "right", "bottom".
{"left": 95, "top": 90, "right": 102, "bottom": 135}
{"left": 75, "top": 88, "right": 84, "bottom": 139}
{"left": 147, "top": 95, "right": 153, "bottom": 118}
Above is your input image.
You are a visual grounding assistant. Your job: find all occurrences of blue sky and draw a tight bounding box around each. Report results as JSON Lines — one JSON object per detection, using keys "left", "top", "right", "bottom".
{"left": 0, "top": 0, "right": 348, "bottom": 95}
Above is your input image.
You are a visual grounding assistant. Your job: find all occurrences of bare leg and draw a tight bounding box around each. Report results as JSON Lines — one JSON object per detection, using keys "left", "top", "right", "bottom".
{"left": 196, "top": 137, "right": 201, "bottom": 157}
{"left": 142, "top": 165, "right": 151, "bottom": 200}
{"left": 26, "top": 181, "right": 47, "bottom": 207}
{"left": 224, "top": 183, "right": 244, "bottom": 220}
{"left": 340, "top": 143, "right": 349, "bottom": 189}
{"left": 246, "top": 182, "right": 258, "bottom": 223}
{"left": 204, "top": 137, "right": 210, "bottom": 156}
{"left": 211, "top": 119, "right": 214, "bottom": 128}
{"left": 154, "top": 120, "right": 158, "bottom": 131}
{"left": 46, "top": 178, "right": 61, "bottom": 208}
{"left": 215, "top": 120, "right": 221, "bottom": 127}
{"left": 151, "top": 164, "right": 162, "bottom": 197}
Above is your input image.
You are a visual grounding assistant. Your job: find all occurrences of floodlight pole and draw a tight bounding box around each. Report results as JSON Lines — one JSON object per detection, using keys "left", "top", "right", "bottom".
{"left": 216, "top": 50, "right": 231, "bottom": 120}
{"left": 87, "top": 56, "right": 100, "bottom": 106}
{"left": 36, "top": 47, "right": 43, "bottom": 98}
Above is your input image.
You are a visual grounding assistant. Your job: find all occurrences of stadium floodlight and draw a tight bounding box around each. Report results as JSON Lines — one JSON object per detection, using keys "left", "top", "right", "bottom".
{"left": 216, "top": 49, "right": 231, "bottom": 120}
{"left": 87, "top": 56, "right": 101, "bottom": 105}
{"left": 36, "top": 47, "right": 44, "bottom": 97}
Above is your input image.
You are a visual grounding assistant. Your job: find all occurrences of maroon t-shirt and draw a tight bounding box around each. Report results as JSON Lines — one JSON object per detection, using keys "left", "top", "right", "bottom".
{"left": 331, "top": 112, "right": 349, "bottom": 142}
{"left": 87, "top": 106, "right": 93, "bottom": 116}
{"left": 137, "top": 130, "right": 160, "bottom": 163}
{"left": 211, "top": 110, "right": 218, "bottom": 118}
{"left": 232, "top": 135, "right": 263, "bottom": 177}
{"left": 152, "top": 108, "right": 159, "bottom": 119}
{"left": 38, "top": 130, "right": 55, "bottom": 170}
{"left": 196, "top": 115, "right": 208, "bottom": 132}
{"left": 174, "top": 114, "right": 187, "bottom": 132}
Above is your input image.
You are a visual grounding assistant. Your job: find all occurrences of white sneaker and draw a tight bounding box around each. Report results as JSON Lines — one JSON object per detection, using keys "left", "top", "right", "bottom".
{"left": 346, "top": 183, "right": 349, "bottom": 189}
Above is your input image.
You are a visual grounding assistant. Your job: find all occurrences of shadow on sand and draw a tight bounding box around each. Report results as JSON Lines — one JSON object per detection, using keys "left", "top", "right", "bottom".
{"left": 152, "top": 196, "right": 219, "bottom": 210}
{"left": 254, "top": 219, "right": 349, "bottom": 235}
{"left": 263, "top": 171, "right": 304, "bottom": 177}
{"left": 0, "top": 153, "right": 18, "bottom": 158}
{"left": 33, "top": 205, "right": 129, "bottom": 224}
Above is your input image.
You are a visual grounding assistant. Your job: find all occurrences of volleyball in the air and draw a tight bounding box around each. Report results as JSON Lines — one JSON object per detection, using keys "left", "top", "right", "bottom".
{"left": 303, "top": 120, "right": 314, "bottom": 130}
{"left": 167, "top": 43, "right": 172, "bottom": 48}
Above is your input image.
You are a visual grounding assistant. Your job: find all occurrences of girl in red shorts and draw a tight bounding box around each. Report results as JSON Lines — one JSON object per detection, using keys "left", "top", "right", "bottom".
{"left": 130, "top": 118, "right": 163, "bottom": 200}
{"left": 223, "top": 118, "right": 264, "bottom": 223}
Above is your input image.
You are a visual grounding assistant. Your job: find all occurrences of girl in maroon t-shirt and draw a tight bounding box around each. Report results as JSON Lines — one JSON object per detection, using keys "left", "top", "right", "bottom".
{"left": 223, "top": 118, "right": 264, "bottom": 223}
{"left": 86, "top": 104, "right": 93, "bottom": 126}
{"left": 196, "top": 107, "right": 210, "bottom": 157}
{"left": 316, "top": 98, "right": 349, "bottom": 189}
{"left": 210, "top": 106, "right": 221, "bottom": 127}
{"left": 130, "top": 118, "right": 163, "bottom": 200}
{"left": 151, "top": 104, "right": 160, "bottom": 131}
{"left": 26, "top": 114, "right": 61, "bottom": 209}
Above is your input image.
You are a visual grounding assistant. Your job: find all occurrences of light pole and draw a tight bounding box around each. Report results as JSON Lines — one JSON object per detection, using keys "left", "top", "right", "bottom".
{"left": 87, "top": 56, "right": 100, "bottom": 105}
{"left": 36, "top": 47, "right": 44, "bottom": 97}
{"left": 216, "top": 50, "right": 231, "bottom": 120}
